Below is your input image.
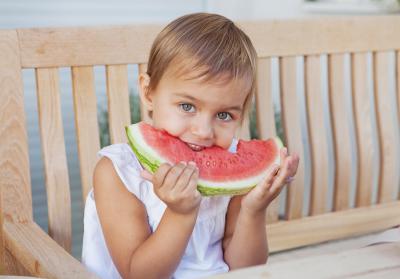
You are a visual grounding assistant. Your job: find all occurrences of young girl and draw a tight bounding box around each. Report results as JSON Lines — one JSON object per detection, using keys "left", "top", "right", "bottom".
{"left": 82, "top": 12, "right": 299, "bottom": 279}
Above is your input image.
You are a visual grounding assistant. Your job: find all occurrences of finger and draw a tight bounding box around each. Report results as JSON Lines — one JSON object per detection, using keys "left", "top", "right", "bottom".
{"left": 174, "top": 161, "right": 197, "bottom": 191}
{"left": 183, "top": 166, "right": 200, "bottom": 195}
{"left": 161, "top": 161, "right": 187, "bottom": 190}
{"left": 140, "top": 169, "right": 153, "bottom": 181}
{"left": 259, "top": 164, "right": 280, "bottom": 191}
{"left": 288, "top": 153, "right": 300, "bottom": 177}
{"left": 280, "top": 147, "right": 288, "bottom": 167}
{"left": 152, "top": 163, "right": 172, "bottom": 188}
{"left": 269, "top": 159, "right": 291, "bottom": 194}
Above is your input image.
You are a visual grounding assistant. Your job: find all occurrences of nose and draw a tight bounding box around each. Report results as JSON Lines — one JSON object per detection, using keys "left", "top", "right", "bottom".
{"left": 191, "top": 116, "right": 213, "bottom": 140}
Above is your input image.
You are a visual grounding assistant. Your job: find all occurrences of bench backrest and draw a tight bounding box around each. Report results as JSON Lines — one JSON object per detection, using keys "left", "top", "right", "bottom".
{"left": 1, "top": 16, "right": 400, "bottom": 256}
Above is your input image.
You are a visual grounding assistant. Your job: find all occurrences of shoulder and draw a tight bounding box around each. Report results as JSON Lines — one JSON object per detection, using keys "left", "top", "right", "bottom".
{"left": 93, "top": 156, "right": 129, "bottom": 201}
{"left": 95, "top": 143, "right": 147, "bottom": 198}
{"left": 98, "top": 143, "right": 141, "bottom": 170}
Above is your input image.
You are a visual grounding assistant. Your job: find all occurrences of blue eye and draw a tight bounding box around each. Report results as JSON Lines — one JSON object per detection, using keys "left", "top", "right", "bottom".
{"left": 217, "top": 112, "right": 232, "bottom": 121}
{"left": 180, "top": 103, "right": 195, "bottom": 112}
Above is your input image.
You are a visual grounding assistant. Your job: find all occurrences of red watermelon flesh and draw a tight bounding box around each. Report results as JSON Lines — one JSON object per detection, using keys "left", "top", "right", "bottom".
{"left": 126, "top": 122, "right": 282, "bottom": 196}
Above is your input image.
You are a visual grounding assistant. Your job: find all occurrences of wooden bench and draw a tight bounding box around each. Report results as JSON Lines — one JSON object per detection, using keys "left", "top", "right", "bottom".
{"left": 1, "top": 16, "right": 399, "bottom": 278}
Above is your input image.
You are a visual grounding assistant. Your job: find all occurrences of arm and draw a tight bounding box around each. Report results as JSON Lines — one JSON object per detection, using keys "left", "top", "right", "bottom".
{"left": 94, "top": 158, "right": 200, "bottom": 279}
{"left": 223, "top": 195, "right": 268, "bottom": 269}
{"left": 223, "top": 148, "right": 299, "bottom": 270}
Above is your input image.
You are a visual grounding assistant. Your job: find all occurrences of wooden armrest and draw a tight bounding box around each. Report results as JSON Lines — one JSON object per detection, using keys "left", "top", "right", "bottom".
{"left": 3, "top": 220, "right": 98, "bottom": 278}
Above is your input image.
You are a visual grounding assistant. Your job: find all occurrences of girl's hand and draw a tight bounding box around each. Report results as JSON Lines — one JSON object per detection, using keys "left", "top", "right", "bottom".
{"left": 241, "top": 147, "right": 300, "bottom": 215}
{"left": 141, "top": 161, "right": 202, "bottom": 215}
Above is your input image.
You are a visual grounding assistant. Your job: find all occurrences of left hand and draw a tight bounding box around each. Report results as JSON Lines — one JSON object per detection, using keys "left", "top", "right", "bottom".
{"left": 241, "top": 147, "right": 299, "bottom": 215}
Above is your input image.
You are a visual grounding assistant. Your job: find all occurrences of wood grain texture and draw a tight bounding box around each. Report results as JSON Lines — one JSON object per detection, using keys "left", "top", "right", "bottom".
{"left": 373, "top": 52, "right": 399, "bottom": 203}
{"left": 267, "top": 201, "right": 400, "bottom": 252}
{"left": 106, "top": 65, "right": 131, "bottom": 144}
{"left": 35, "top": 68, "right": 71, "bottom": 252}
{"left": 18, "top": 25, "right": 162, "bottom": 68}
{"left": 0, "top": 31, "right": 33, "bottom": 277}
{"left": 3, "top": 249, "right": 31, "bottom": 276}
{"left": 0, "top": 31, "right": 32, "bottom": 223}
{"left": 279, "top": 57, "right": 306, "bottom": 220}
{"left": 328, "top": 54, "right": 352, "bottom": 211}
{"left": 351, "top": 53, "right": 375, "bottom": 207}
{"left": 4, "top": 221, "right": 98, "bottom": 278}
{"left": 305, "top": 55, "right": 329, "bottom": 215}
{"left": 209, "top": 242, "right": 400, "bottom": 279}
{"left": 71, "top": 66, "right": 101, "bottom": 203}
{"left": 255, "top": 58, "right": 279, "bottom": 223}
{"left": 17, "top": 17, "right": 400, "bottom": 68}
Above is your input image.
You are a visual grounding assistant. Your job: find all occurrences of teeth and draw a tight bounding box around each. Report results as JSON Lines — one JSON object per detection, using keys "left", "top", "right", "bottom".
{"left": 188, "top": 143, "right": 204, "bottom": 151}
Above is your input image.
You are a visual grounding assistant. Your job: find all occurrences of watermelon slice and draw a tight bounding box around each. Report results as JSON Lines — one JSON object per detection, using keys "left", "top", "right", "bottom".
{"left": 125, "top": 122, "right": 283, "bottom": 196}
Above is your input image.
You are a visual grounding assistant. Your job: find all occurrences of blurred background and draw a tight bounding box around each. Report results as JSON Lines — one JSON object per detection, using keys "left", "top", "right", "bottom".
{"left": 1, "top": 0, "right": 399, "bottom": 259}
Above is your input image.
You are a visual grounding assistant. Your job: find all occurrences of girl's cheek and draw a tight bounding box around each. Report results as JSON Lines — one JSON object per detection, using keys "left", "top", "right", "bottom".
{"left": 215, "top": 129, "right": 236, "bottom": 149}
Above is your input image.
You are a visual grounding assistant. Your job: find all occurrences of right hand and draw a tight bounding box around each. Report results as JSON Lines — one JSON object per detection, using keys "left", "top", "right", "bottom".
{"left": 141, "top": 161, "right": 202, "bottom": 215}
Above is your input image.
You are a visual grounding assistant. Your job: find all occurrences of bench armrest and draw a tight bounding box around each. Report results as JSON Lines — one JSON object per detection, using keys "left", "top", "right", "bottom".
{"left": 4, "top": 220, "right": 98, "bottom": 278}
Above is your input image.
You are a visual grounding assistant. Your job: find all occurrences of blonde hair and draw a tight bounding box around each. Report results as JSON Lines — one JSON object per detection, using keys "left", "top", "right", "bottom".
{"left": 146, "top": 13, "right": 258, "bottom": 120}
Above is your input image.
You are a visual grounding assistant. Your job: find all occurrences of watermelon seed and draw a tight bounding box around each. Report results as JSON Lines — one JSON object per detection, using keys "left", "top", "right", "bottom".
{"left": 206, "top": 161, "right": 211, "bottom": 167}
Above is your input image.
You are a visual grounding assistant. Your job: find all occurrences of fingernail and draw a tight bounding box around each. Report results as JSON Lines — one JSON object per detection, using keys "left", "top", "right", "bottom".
{"left": 188, "top": 161, "right": 196, "bottom": 166}
{"left": 180, "top": 161, "right": 187, "bottom": 165}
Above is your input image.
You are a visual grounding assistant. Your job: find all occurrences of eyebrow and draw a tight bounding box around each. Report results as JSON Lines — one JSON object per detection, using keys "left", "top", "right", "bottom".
{"left": 173, "top": 92, "right": 243, "bottom": 112}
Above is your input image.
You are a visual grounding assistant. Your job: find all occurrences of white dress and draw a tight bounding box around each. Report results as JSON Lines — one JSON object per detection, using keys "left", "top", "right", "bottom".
{"left": 81, "top": 143, "right": 233, "bottom": 279}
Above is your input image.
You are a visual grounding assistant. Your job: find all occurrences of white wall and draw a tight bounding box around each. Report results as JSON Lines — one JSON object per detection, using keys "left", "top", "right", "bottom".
{"left": 205, "top": 0, "right": 306, "bottom": 19}
{"left": 0, "top": 0, "right": 309, "bottom": 30}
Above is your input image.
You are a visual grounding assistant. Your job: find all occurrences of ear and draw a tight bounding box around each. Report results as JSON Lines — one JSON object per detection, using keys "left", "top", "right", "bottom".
{"left": 138, "top": 73, "right": 153, "bottom": 112}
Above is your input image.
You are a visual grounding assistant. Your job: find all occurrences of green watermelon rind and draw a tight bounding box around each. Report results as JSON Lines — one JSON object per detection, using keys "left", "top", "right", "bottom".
{"left": 126, "top": 124, "right": 283, "bottom": 196}
{"left": 126, "top": 126, "right": 161, "bottom": 174}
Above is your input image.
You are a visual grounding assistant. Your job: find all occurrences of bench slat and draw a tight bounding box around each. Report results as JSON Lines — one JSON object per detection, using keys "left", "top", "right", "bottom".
{"left": 352, "top": 53, "right": 375, "bottom": 207}
{"left": 328, "top": 54, "right": 352, "bottom": 211}
{"left": 0, "top": 30, "right": 33, "bottom": 270}
{"left": 106, "top": 65, "right": 131, "bottom": 144}
{"left": 280, "top": 57, "right": 305, "bottom": 219}
{"left": 0, "top": 30, "right": 32, "bottom": 224}
{"left": 71, "top": 66, "right": 101, "bottom": 203}
{"left": 255, "top": 58, "right": 279, "bottom": 223}
{"left": 18, "top": 17, "right": 400, "bottom": 68}
{"left": 268, "top": 200, "right": 400, "bottom": 252}
{"left": 35, "top": 68, "right": 72, "bottom": 252}
{"left": 18, "top": 26, "right": 162, "bottom": 68}
{"left": 305, "top": 55, "right": 330, "bottom": 215}
{"left": 373, "top": 51, "right": 400, "bottom": 203}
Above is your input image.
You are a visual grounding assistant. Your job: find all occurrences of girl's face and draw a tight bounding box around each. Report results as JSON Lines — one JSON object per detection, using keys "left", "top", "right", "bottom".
{"left": 139, "top": 68, "right": 250, "bottom": 151}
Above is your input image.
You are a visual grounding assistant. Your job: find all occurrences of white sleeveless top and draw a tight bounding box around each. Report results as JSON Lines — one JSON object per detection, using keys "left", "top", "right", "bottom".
{"left": 82, "top": 143, "right": 232, "bottom": 279}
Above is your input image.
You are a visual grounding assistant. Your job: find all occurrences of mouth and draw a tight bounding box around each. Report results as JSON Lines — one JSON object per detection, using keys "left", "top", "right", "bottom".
{"left": 186, "top": 142, "right": 207, "bottom": 152}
